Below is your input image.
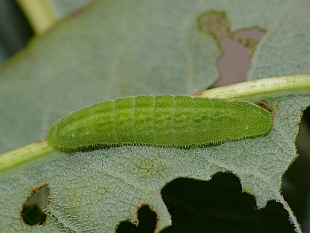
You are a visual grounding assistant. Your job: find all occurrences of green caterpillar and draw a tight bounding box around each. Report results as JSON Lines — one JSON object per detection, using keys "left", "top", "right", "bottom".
{"left": 46, "top": 95, "right": 272, "bottom": 151}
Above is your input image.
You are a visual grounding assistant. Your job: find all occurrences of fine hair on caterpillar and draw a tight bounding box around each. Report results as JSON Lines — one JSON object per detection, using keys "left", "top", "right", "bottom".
{"left": 46, "top": 95, "right": 273, "bottom": 152}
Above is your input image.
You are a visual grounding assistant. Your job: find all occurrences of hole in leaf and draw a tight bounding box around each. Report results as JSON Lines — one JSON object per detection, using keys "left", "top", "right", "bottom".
{"left": 216, "top": 40, "right": 250, "bottom": 86}
{"left": 217, "top": 27, "right": 265, "bottom": 87}
{"left": 116, "top": 205, "right": 157, "bottom": 233}
{"left": 197, "top": 11, "right": 265, "bottom": 87}
{"left": 21, "top": 185, "right": 49, "bottom": 226}
{"left": 161, "top": 173, "right": 293, "bottom": 233}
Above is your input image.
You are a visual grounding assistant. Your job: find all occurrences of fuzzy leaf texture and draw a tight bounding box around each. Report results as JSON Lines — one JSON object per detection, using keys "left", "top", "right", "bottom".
{"left": 1, "top": 0, "right": 310, "bottom": 232}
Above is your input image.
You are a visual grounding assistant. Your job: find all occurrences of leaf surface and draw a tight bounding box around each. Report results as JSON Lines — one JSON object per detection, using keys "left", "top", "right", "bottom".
{"left": 1, "top": 0, "right": 310, "bottom": 232}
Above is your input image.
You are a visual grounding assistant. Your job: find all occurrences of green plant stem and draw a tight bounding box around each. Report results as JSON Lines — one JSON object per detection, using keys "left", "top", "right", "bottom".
{"left": 1, "top": 74, "right": 310, "bottom": 172}
{"left": 16, "top": 0, "right": 56, "bottom": 34}
{"left": 199, "top": 74, "right": 310, "bottom": 102}
{"left": 0, "top": 141, "right": 54, "bottom": 172}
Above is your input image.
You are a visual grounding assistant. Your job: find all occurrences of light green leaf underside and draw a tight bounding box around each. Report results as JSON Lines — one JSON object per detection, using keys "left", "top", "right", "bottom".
{"left": 1, "top": 0, "right": 310, "bottom": 232}
{"left": 1, "top": 95, "right": 309, "bottom": 232}
{"left": 2, "top": 0, "right": 310, "bottom": 153}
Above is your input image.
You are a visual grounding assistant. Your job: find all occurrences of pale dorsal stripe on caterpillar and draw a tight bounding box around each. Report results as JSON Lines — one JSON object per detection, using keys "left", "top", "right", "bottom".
{"left": 46, "top": 95, "right": 272, "bottom": 151}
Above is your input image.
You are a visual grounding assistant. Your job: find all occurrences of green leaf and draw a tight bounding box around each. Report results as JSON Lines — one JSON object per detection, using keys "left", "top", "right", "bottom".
{"left": 1, "top": 0, "right": 310, "bottom": 232}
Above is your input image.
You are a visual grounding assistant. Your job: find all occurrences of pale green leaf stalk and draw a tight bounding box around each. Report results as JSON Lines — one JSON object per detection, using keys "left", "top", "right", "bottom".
{"left": 16, "top": 0, "right": 57, "bottom": 34}
{"left": 199, "top": 74, "right": 310, "bottom": 101}
{"left": 0, "top": 141, "right": 53, "bottom": 172}
{"left": 0, "top": 74, "right": 310, "bottom": 233}
{"left": 1, "top": 74, "right": 310, "bottom": 170}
